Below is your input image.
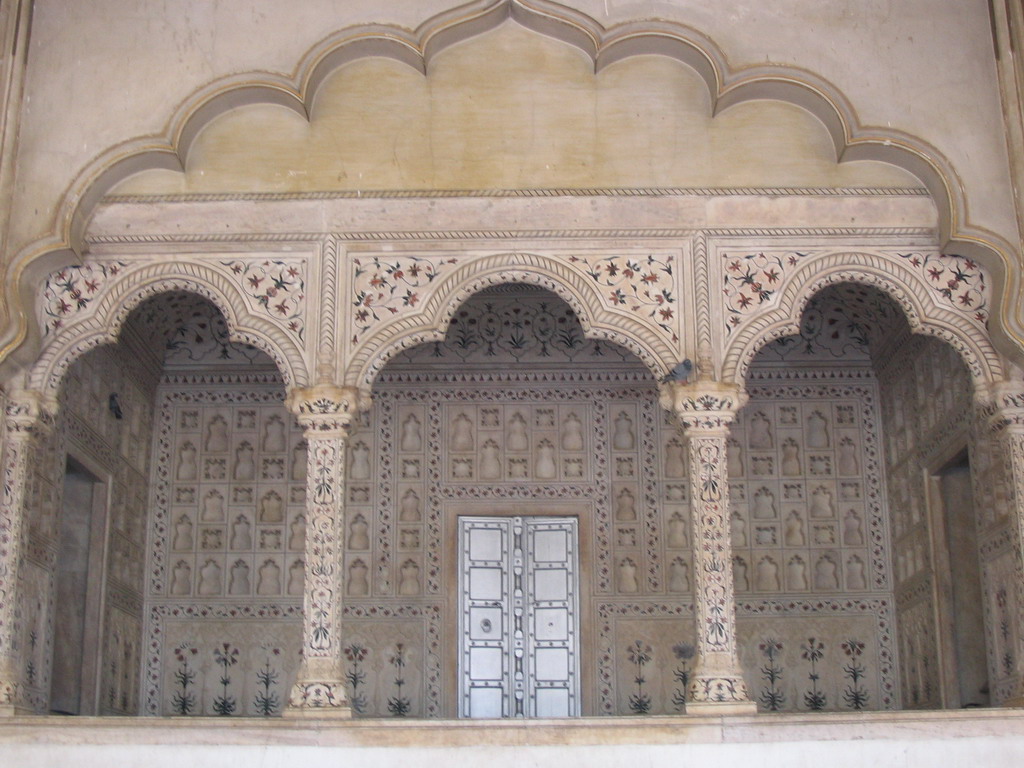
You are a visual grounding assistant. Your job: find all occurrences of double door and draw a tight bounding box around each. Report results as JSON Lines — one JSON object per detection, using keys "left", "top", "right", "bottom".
{"left": 457, "top": 516, "right": 580, "bottom": 718}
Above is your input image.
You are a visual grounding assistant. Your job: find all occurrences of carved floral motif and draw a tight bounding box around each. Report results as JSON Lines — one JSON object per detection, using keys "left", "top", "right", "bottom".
{"left": 351, "top": 255, "right": 452, "bottom": 344}
{"left": 723, "top": 251, "right": 807, "bottom": 333}
{"left": 221, "top": 259, "right": 307, "bottom": 343}
{"left": 40, "top": 261, "right": 130, "bottom": 336}
{"left": 891, "top": 251, "right": 989, "bottom": 326}
{"left": 569, "top": 253, "right": 678, "bottom": 342}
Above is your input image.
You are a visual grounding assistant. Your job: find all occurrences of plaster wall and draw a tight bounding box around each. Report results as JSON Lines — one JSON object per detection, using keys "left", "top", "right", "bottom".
{"left": 5, "top": 0, "right": 1014, "bottom": 251}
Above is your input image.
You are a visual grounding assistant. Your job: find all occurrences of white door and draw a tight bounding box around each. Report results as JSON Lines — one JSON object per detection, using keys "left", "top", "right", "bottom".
{"left": 458, "top": 516, "right": 580, "bottom": 718}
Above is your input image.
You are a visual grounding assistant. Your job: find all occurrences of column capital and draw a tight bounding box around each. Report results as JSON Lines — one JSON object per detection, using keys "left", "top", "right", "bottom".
{"left": 659, "top": 380, "right": 747, "bottom": 430}
{"left": 3, "top": 389, "right": 57, "bottom": 436}
{"left": 285, "top": 384, "right": 371, "bottom": 436}
{"left": 979, "top": 380, "right": 1024, "bottom": 433}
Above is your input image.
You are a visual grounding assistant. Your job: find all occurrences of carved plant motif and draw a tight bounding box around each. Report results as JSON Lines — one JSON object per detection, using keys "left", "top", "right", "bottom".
{"left": 758, "top": 638, "right": 786, "bottom": 712}
{"left": 252, "top": 648, "right": 282, "bottom": 716}
{"left": 801, "top": 637, "right": 826, "bottom": 711}
{"left": 840, "top": 638, "right": 869, "bottom": 710}
{"left": 171, "top": 645, "right": 199, "bottom": 716}
{"left": 211, "top": 643, "right": 240, "bottom": 716}
{"left": 343, "top": 644, "right": 369, "bottom": 715}
{"left": 626, "top": 640, "right": 653, "bottom": 714}
{"left": 387, "top": 643, "right": 411, "bottom": 717}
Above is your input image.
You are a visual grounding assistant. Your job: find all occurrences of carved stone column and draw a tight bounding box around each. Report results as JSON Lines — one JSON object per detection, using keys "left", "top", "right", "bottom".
{"left": 985, "top": 381, "right": 1024, "bottom": 706}
{"left": 0, "top": 390, "right": 55, "bottom": 716}
{"left": 284, "top": 384, "right": 370, "bottom": 717}
{"left": 660, "top": 379, "right": 755, "bottom": 713}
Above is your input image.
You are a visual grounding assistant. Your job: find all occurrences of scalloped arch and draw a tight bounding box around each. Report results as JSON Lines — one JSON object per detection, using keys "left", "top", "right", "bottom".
{"left": 721, "top": 251, "right": 1003, "bottom": 389}
{"left": 3, "top": 0, "right": 1020, "bottom": 373}
{"left": 349, "top": 251, "right": 674, "bottom": 390}
{"left": 29, "top": 264, "right": 309, "bottom": 396}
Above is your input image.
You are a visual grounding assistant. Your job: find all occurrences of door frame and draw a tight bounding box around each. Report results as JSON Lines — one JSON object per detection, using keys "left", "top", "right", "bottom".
{"left": 442, "top": 501, "right": 594, "bottom": 718}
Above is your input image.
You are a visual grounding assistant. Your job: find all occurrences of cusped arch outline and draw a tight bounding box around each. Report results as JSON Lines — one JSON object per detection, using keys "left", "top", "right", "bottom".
{"left": 29, "top": 262, "right": 309, "bottom": 397}
{"left": 349, "top": 251, "right": 675, "bottom": 389}
{"left": 3, "top": 0, "right": 1021, "bottom": 375}
{"left": 721, "top": 250, "right": 1004, "bottom": 390}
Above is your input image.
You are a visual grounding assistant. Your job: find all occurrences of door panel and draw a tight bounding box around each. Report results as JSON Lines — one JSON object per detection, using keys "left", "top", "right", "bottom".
{"left": 458, "top": 516, "right": 579, "bottom": 718}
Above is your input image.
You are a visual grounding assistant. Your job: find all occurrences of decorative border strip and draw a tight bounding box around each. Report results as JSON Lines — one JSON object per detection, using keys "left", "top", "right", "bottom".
{"left": 86, "top": 227, "right": 936, "bottom": 246}
{"left": 102, "top": 187, "right": 931, "bottom": 204}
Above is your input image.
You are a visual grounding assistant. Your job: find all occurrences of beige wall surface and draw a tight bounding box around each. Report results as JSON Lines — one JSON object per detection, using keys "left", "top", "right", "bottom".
{"left": 7, "top": 0, "right": 1013, "bottom": 245}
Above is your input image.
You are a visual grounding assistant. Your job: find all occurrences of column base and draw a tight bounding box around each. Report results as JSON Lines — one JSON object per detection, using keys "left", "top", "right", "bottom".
{"left": 1001, "top": 696, "right": 1024, "bottom": 708}
{"left": 688, "top": 672, "right": 751, "bottom": 706}
{"left": 685, "top": 700, "right": 758, "bottom": 716}
{"left": 285, "top": 682, "right": 352, "bottom": 718}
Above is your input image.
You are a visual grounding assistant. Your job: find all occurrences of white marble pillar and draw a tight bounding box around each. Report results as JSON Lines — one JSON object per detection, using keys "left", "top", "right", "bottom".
{"left": 0, "top": 391, "right": 54, "bottom": 716}
{"left": 284, "top": 384, "right": 370, "bottom": 717}
{"left": 661, "top": 379, "right": 755, "bottom": 713}
{"left": 986, "top": 382, "right": 1024, "bottom": 706}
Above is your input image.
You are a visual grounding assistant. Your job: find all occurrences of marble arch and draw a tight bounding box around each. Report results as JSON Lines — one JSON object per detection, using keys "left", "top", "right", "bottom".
{"left": 28, "top": 263, "right": 308, "bottom": 397}
{"left": 2, "top": 1, "right": 1022, "bottom": 375}
{"left": 721, "top": 250, "right": 1004, "bottom": 391}
{"left": 350, "top": 251, "right": 674, "bottom": 390}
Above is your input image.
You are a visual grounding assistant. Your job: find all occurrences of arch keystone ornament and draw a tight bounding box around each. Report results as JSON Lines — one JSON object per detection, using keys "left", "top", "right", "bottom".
{"left": 0, "top": 390, "right": 57, "bottom": 716}
{"left": 284, "top": 384, "right": 371, "bottom": 717}
{"left": 660, "top": 373, "right": 755, "bottom": 714}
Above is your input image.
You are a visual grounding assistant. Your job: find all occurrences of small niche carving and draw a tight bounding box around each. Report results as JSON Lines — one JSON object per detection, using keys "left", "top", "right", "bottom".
{"left": 259, "top": 491, "right": 284, "bottom": 523}
{"left": 727, "top": 438, "right": 743, "bottom": 477}
{"left": 617, "top": 557, "right": 638, "bottom": 593}
{"left": 261, "top": 457, "right": 284, "bottom": 480}
{"left": 615, "top": 488, "right": 637, "bottom": 521}
{"left": 451, "top": 413, "right": 474, "bottom": 451}
{"left": 561, "top": 413, "right": 584, "bottom": 451}
{"left": 201, "top": 490, "right": 225, "bottom": 522}
{"left": 666, "top": 485, "right": 685, "bottom": 501}
{"left": 813, "top": 554, "right": 839, "bottom": 590}
{"left": 232, "top": 486, "right": 253, "bottom": 504}
{"left": 263, "top": 415, "right": 286, "bottom": 453}
{"left": 205, "top": 415, "right": 228, "bottom": 452}
{"left": 236, "top": 410, "right": 256, "bottom": 430}
{"left": 755, "top": 556, "right": 780, "bottom": 591}
{"left": 453, "top": 458, "right": 473, "bottom": 479}
{"left": 781, "top": 438, "right": 801, "bottom": 476}
{"left": 400, "top": 529, "right": 420, "bottom": 550}
{"left": 837, "top": 437, "right": 859, "bottom": 475}
{"left": 748, "top": 412, "right": 773, "bottom": 449}
{"left": 810, "top": 486, "right": 834, "bottom": 518}
{"left": 536, "top": 409, "right": 555, "bottom": 428}
{"left": 400, "top": 489, "right": 421, "bottom": 522}
{"left": 536, "top": 440, "right": 556, "bottom": 479}
{"left": 179, "top": 410, "right": 199, "bottom": 430}
{"left": 203, "top": 458, "right": 226, "bottom": 480}
{"left": 201, "top": 527, "right": 223, "bottom": 550}
{"left": 349, "top": 442, "right": 370, "bottom": 480}
{"left": 787, "top": 556, "right": 807, "bottom": 590}
{"left": 288, "top": 560, "right": 304, "bottom": 595}
{"left": 784, "top": 511, "right": 805, "bottom": 546}
{"left": 617, "top": 528, "right": 636, "bottom": 547}
{"left": 667, "top": 512, "right": 687, "bottom": 548}
{"left": 507, "top": 413, "right": 529, "bottom": 451}
{"left": 665, "top": 438, "right": 685, "bottom": 478}
{"left": 197, "top": 559, "right": 222, "bottom": 596}
{"left": 730, "top": 512, "right": 747, "bottom": 546}
{"left": 508, "top": 459, "right": 528, "bottom": 479}
{"left": 259, "top": 529, "right": 282, "bottom": 550}
{"left": 806, "top": 410, "right": 830, "bottom": 449}
{"left": 177, "top": 442, "right": 198, "bottom": 481}
{"left": 348, "top": 513, "right": 370, "bottom": 549}
{"left": 399, "top": 559, "right": 421, "bottom": 596}
{"left": 612, "top": 412, "right": 636, "bottom": 450}
{"left": 228, "top": 559, "right": 251, "bottom": 595}
{"left": 257, "top": 559, "right": 281, "bottom": 595}
{"left": 480, "top": 439, "right": 501, "bottom": 479}
{"left": 734, "top": 557, "right": 749, "bottom": 591}
{"left": 288, "top": 514, "right": 306, "bottom": 550}
{"left": 564, "top": 459, "right": 583, "bottom": 478}
{"left": 291, "top": 441, "right": 307, "bottom": 481}
{"left": 843, "top": 509, "right": 864, "bottom": 546}
{"left": 846, "top": 555, "right": 867, "bottom": 590}
{"left": 172, "top": 515, "right": 193, "bottom": 550}
{"left": 752, "top": 487, "right": 776, "bottom": 519}
{"left": 669, "top": 558, "right": 690, "bottom": 593}
{"left": 230, "top": 515, "right": 251, "bottom": 550}
{"left": 348, "top": 559, "right": 369, "bottom": 596}
{"left": 400, "top": 414, "right": 423, "bottom": 452}
{"left": 170, "top": 561, "right": 192, "bottom": 595}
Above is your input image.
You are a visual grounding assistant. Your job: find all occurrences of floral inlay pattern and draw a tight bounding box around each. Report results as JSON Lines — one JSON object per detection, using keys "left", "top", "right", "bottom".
{"left": 351, "top": 255, "right": 453, "bottom": 344}
{"left": 722, "top": 251, "right": 807, "bottom": 333}
{"left": 892, "top": 251, "right": 989, "bottom": 326}
{"left": 40, "top": 260, "right": 129, "bottom": 335}
{"left": 569, "top": 253, "right": 678, "bottom": 342}
{"left": 221, "top": 259, "right": 307, "bottom": 342}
